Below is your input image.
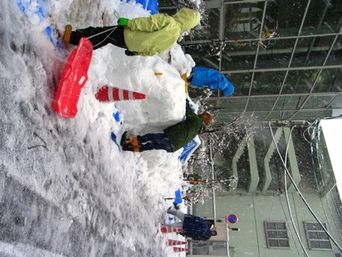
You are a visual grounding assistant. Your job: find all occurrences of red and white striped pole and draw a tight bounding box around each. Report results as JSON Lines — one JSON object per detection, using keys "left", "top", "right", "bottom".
{"left": 172, "top": 246, "right": 189, "bottom": 253}
{"left": 166, "top": 239, "right": 187, "bottom": 246}
{"left": 160, "top": 225, "right": 183, "bottom": 234}
{"left": 95, "top": 85, "right": 146, "bottom": 102}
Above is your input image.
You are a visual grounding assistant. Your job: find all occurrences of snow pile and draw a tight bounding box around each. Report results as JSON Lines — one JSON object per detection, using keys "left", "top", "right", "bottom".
{"left": 88, "top": 46, "right": 187, "bottom": 131}
{"left": 0, "top": 0, "right": 193, "bottom": 256}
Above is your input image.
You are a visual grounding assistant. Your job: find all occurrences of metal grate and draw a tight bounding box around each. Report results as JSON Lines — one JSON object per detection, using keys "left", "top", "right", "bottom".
{"left": 304, "top": 222, "right": 332, "bottom": 249}
{"left": 264, "top": 221, "right": 289, "bottom": 248}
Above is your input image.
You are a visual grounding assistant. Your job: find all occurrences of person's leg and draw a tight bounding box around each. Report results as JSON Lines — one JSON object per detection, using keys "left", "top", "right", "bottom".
{"left": 69, "top": 26, "right": 127, "bottom": 50}
{"left": 138, "top": 133, "right": 173, "bottom": 152}
{"left": 167, "top": 208, "right": 185, "bottom": 222}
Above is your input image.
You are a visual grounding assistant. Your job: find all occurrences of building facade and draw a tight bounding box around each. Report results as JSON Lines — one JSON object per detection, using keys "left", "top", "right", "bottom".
{"left": 158, "top": 1, "right": 342, "bottom": 256}
{"left": 190, "top": 126, "right": 342, "bottom": 257}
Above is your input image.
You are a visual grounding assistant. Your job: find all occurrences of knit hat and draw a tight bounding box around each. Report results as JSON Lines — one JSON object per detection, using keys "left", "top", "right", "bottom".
{"left": 199, "top": 112, "right": 213, "bottom": 125}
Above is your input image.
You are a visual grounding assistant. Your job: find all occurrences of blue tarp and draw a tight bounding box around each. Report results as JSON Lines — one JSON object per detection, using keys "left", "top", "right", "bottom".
{"left": 135, "top": 0, "right": 159, "bottom": 14}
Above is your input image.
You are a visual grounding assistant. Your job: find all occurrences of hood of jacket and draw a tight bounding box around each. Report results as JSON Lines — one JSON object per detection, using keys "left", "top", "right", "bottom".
{"left": 174, "top": 7, "right": 200, "bottom": 32}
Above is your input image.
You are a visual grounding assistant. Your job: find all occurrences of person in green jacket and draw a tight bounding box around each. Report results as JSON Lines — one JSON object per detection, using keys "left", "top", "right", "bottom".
{"left": 120, "top": 101, "right": 212, "bottom": 152}
{"left": 62, "top": 8, "right": 200, "bottom": 56}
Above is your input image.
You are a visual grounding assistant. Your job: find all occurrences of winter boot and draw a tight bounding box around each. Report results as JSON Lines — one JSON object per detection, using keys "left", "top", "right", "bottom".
{"left": 62, "top": 24, "right": 72, "bottom": 45}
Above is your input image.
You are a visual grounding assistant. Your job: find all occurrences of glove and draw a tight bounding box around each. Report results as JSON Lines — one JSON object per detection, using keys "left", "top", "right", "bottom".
{"left": 117, "top": 17, "right": 129, "bottom": 26}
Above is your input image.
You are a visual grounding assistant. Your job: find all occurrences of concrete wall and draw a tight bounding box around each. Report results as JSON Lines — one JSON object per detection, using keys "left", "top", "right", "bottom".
{"left": 192, "top": 193, "right": 342, "bottom": 257}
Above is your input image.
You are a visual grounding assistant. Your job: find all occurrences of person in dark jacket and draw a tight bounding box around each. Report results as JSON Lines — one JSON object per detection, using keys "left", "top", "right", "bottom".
{"left": 167, "top": 207, "right": 217, "bottom": 240}
{"left": 62, "top": 7, "right": 200, "bottom": 55}
{"left": 120, "top": 100, "right": 212, "bottom": 152}
{"left": 189, "top": 66, "right": 235, "bottom": 96}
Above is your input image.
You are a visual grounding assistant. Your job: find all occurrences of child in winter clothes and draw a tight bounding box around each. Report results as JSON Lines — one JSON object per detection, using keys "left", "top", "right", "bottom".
{"left": 63, "top": 8, "right": 200, "bottom": 56}
{"left": 189, "top": 66, "right": 235, "bottom": 96}
{"left": 120, "top": 100, "right": 212, "bottom": 152}
{"left": 167, "top": 207, "right": 217, "bottom": 241}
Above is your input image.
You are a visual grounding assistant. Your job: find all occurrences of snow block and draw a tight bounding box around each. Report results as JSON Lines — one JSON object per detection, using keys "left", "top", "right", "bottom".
{"left": 52, "top": 38, "right": 93, "bottom": 118}
{"left": 178, "top": 136, "right": 201, "bottom": 165}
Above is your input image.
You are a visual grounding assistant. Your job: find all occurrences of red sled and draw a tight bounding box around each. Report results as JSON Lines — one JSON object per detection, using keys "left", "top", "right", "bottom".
{"left": 52, "top": 37, "right": 93, "bottom": 118}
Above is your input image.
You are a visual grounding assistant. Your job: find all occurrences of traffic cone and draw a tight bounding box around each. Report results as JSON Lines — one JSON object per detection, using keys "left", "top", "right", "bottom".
{"left": 173, "top": 247, "right": 189, "bottom": 253}
{"left": 166, "top": 239, "right": 187, "bottom": 246}
{"left": 95, "top": 85, "right": 146, "bottom": 102}
{"left": 160, "top": 225, "right": 183, "bottom": 233}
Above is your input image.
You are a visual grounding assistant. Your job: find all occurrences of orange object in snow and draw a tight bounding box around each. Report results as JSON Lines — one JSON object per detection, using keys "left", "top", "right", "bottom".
{"left": 52, "top": 37, "right": 93, "bottom": 118}
{"left": 95, "top": 85, "right": 146, "bottom": 102}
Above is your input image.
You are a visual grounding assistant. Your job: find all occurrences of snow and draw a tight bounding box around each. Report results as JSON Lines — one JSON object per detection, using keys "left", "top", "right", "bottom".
{"left": 0, "top": 0, "right": 193, "bottom": 256}
{"left": 320, "top": 119, "right": 342, "bottom": 196}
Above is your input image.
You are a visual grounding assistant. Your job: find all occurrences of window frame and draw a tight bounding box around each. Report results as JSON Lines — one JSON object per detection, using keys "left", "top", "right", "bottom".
{"left": 303, "top": 221, "right": 332, "bottom": 250}
{"left": 264, "top": 221, "right": 290, "bottom": 248}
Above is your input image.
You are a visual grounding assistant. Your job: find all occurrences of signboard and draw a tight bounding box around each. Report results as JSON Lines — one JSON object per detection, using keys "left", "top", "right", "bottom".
{"left": 225, "top": 214, "right": 238, "bottom": 225}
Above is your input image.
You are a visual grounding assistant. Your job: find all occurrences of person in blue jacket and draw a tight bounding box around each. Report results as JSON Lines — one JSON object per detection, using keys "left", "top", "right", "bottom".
{"left": 167, "top": 207, "right": 217, "bottom": 240}
{"left": 189, "top": 66, "right": 235, "bottom": 96}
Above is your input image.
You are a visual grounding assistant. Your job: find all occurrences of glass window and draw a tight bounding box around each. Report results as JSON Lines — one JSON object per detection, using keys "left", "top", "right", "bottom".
{"left": 264, "top": 1, "right": 307, "bottom": 37}
{"left": 223, "top": 2, "right": 264, "bottom": 40}
{"left": 207, "top": 97, "right": 247, "bottom": 112}
{"left": 274, "top": 95, "right": 306, "bottom": 110}
{"left": 303, "top": 95, "right": 335, "bottom": 109}
{"left": 292, "top": 36, "right": 336, "bottom": 67}
{"left": 247, "top": 97, "right": 276, "bottom": 112}
{"left": 327, "top": 35, "right": 342, "bottom": 66}
{"left": 222, "top": 42, "right": 257, "bottom": 71}
{"left": 330, "top": 94, "right": 342, "bottom": 108}
{"left": 217, "top": 111, "right": 243, "bottom": 123}
{"left": 282, "top": 70, "right": 318, "bottom": 94}
{"left": 304, "top": 222, "right": 332, "bottom": 249}
{"left": 313, "top": 68, "right": 342, "bottom": 93}
{"left": 252, "top": 72, "right": 286, "bottom": 95}
{"left": 267, "top": 110, "right": 296, "bottom": 120}
{"left": 183, "top": 44, "right": 220, "bottom": 70}
{"left": 292, "top": 109, "right": 331, "bottom": 120}
{"left": 257, "top": 39, "right": 296, "bottom": 69}
{"left": 229, "top": 73, "right": 252, "bottom": 96}
{"left": 302, "top": 0, "right": 342, "bottom": 35}
{"left": 302, "top": 0, "right": 334, "bottom": 35}
{"left": 264, "top": 221, "right": 290, "bottom": 248}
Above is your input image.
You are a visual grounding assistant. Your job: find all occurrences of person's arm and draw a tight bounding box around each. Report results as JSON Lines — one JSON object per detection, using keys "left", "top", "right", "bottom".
{"left": 127, "top": 14, "right": 174, "bottom": 32}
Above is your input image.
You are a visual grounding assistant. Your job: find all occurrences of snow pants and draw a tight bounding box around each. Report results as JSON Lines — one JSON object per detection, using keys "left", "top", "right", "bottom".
{"left": 138, "top": 133, "right": 173, "bottom": 152}
{"left": 70, "top": 26, "right": 127, "bottom": 50}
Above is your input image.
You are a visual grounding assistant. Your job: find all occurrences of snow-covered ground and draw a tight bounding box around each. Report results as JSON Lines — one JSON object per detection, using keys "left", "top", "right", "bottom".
{"left": 0, "top": 0, "right": 192, "bottom": 256}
